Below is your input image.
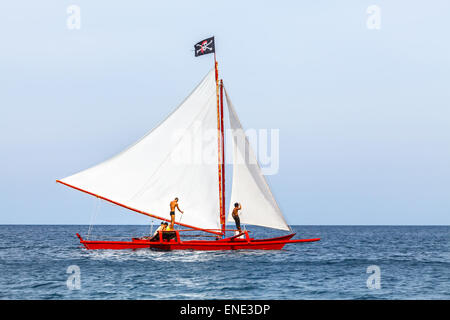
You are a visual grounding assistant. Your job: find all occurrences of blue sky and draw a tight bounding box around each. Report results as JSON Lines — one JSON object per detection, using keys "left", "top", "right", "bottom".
{"left": 0, "top": 1, "right": 449, "bottom": 225}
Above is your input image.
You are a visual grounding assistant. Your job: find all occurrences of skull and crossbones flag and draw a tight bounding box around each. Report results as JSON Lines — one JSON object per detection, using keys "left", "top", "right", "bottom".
{"left": 194, "top": 37, "right": 215, "bottom": 57}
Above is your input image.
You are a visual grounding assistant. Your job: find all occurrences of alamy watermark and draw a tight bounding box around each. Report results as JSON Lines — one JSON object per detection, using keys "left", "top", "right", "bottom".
{"left": 170, "top": 123, "right": 280, "bottom": 175}
{"left": 366, "top": 5, "right": 381, "bottom": 30}
{"left": 66, "top": 265, "right": 81, "bottom": 290}
{"left": 366, "top": 265, "right": 381, "bottom": 289}
{"left": 67, "top": 5, "right": 81, "bottom": 30}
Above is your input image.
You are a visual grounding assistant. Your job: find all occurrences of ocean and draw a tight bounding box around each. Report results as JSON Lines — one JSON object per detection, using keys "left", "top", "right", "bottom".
{"left": 0, "top": 225, "right": 448, "bottom": 300}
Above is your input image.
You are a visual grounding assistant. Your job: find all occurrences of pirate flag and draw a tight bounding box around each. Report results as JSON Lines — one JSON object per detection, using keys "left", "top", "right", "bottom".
{"left": 194, "top": 37, "right": 215, "bottom": 57}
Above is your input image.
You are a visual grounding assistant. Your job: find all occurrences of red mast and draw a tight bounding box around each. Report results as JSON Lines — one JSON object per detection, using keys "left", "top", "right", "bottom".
{"left": 214, "top": 54, "right": 226, "bottom": 237}
{"left": 219, "top": 79, "right": 225, "bottom": 236}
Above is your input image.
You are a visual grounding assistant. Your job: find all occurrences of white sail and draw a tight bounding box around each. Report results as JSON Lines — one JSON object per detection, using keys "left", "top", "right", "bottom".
{"left": 59, "top": 69, "right": 221, "bottom": 231}
{"left": 225, "top": 88, "right": 291, "bottom": 231}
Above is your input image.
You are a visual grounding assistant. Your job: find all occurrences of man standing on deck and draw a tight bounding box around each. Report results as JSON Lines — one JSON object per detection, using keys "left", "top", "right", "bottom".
{"left": 169, "top": 197, "right": 184, "bottom": 230}
{"left": 232, "top": 202, "right": 242, "bottom": 233}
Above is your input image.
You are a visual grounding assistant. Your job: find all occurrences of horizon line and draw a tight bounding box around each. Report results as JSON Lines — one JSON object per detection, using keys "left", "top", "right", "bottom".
{"left": 0, "top": 224, "right": 448, "bottom": 226}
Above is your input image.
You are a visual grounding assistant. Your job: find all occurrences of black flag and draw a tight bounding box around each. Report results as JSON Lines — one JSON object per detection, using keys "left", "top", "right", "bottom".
{"left": 194, "top": 37, "right": 215, "bottom": 57}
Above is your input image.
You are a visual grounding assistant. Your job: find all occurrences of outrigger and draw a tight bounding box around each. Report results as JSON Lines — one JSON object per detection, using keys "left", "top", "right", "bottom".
{"left": 57, "top": 37, "right": 320, "bottom": 250}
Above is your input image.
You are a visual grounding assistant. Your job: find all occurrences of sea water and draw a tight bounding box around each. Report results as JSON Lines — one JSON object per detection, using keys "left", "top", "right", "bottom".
{"left": 0, "top": 225, "right": 448, "bottom": 299}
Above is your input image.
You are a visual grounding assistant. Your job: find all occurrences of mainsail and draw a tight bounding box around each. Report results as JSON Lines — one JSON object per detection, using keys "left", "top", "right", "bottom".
{"left": 225, "top": 88, "right": 291, "bottom": 231}
{"left": 58, "top": 69, "right": 221, "bottom": 231}
{"left": 58, "top": 68, "right": 292, "bottom": 234}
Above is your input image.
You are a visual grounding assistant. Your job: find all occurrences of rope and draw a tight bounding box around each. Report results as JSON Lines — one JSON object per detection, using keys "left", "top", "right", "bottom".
{"left": 149, "top": 219, "right": 154, "bottom": 236}
{"left": 178, "top": 212, "right": 184, "bottom": 225}
{"left": 87, "top": 198, "right": 100, "bottom": 240}
{"left": 175, "top": 211, "right": 184, "bottom": 230}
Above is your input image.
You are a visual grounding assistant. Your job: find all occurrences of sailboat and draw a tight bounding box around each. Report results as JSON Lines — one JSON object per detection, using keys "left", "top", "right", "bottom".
{"left": 57, "top": 48, "right": 320, "bottom": 250}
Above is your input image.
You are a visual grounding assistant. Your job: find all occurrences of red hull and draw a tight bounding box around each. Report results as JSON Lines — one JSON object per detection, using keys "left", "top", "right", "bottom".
{"left": 76, "top": 232, "right": 320, "bottom": 251}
